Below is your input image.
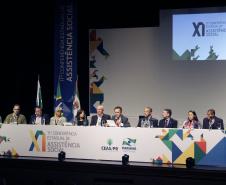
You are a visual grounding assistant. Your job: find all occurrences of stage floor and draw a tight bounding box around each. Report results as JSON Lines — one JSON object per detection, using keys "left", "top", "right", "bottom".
{"left": 0, "top": 156, "right": 226, "bottom": 185}
{"left": 1, "top": 156, "right": 226, "bottom": 170}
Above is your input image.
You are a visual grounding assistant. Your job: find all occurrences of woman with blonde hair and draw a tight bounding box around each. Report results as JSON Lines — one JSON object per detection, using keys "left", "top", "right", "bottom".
{"left": 50, "top": 107, "right": 67, "bottom": 125}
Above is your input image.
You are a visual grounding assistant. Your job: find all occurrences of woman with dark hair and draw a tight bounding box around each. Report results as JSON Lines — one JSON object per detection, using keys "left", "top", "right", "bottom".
{"left": 182, "top": 110, "right": 201, "bottom": 129}
{"left": 75, "top": 109, "right": 89, "bottom": 126}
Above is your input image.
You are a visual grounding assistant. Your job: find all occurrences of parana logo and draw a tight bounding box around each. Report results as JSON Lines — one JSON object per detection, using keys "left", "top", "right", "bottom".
{"left": 101, "top": 138, "right": 119, "bottom": 151}
{"left": 122, "top": 138, "right": 136, "bottom": 151}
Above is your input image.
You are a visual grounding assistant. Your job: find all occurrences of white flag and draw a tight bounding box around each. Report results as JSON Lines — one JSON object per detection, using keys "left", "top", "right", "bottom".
{"left": 36, "top": 76, "right": 43, "bottom": 108}
{"left": 73, "top": 78, "right": 80, "bottom": 117}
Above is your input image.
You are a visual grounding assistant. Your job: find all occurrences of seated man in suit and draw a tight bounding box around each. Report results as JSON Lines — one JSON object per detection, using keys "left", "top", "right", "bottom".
{"left": 29, "top": 106, "right": 50, "bottom": 125}
{"left": 203, "top": 109, "right": 224, "bottom": 130}
{"left": 90, "top": 105, "right": 111, "bottom": 126}
{"left": 112, "top": 106, "right": 130, "bottom": 127}
{"left": 159, "top": 109, "right": 177, "bottom": 128}
{"left": 137, "top": 107, "right": 158, "bottom": 128}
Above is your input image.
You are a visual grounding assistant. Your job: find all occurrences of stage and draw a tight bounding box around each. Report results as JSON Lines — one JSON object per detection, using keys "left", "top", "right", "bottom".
{"left": 0, "top": 156, "right": 226, "bottom": 185}
{"left": 1, "top": 125, "right": 226, "bottom": 184}
{"left": 1, "top": 125, "right": 226, "bottom": 167}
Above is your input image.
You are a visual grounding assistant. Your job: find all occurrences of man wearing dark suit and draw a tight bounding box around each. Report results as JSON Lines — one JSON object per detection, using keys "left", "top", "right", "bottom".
{"left": 159, "top": 109, "right": 177, "bottom": 128}
{"left": 112, "top": 106, "right": 130, "bottom": 127}
{"left": 90, "top": 105, "right": 111, "bottom": 126}
{"left": 29, "top": 106, "right": 50, "bottom": 125}
{"left": 137, "top": 107, "right": 158, "bottom": 128}
{"left": 203, "top": 109, "right": 224, "bottom": 129}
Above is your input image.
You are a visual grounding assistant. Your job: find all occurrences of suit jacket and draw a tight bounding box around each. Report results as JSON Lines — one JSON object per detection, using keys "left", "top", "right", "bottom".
{"left": 90, "top": 114, "right": 111, "bottom": 126}
{"left": 111, "top": 115, "right": 131, "bottom": 127}
{"left": 4, "top": 113, "right": 27, "bottom": 124}
{"left": 77, "top": 119, "right": 89, "bottom": 126}
{"left": 29, "top": 114, "right": 50, "bottom": 125}
{"left": 159, "top": 118, "right": 178, "bottom": 128}
{"left": 137, "top": 116, "right": 158, "bottom": 128}
{"left": 203, "top": 116, "right": 224, "bottom": 129}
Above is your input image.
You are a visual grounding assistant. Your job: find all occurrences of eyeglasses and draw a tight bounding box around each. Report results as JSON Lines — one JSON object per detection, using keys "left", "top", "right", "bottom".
{"left": 207, "top": 113, "right": 214, "bottom": 116}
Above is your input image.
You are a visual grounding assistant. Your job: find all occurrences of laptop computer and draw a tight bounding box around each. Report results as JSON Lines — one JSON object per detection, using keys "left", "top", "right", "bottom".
{"left": 106, "top": 120, "right": 117, "bottom": 127}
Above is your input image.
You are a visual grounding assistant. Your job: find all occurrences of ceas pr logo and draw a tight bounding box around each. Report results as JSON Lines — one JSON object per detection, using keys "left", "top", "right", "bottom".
{"left": 107, "top": 138, "right": 113, "bottom": 146}
{"left": 101, "top": 138, "right": 118, "bottom": 151}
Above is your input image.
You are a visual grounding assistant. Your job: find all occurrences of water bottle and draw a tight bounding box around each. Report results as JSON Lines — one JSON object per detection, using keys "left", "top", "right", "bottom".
{"left": 42, "top": 118, "right": 45, "bottom": 125}
{"left": 216, "top": 122, "right": 221, "bottom": 130}
{"left": 143, "top": 119, "right": 150, "bottom": 128}
{"left": 141, "top": 119, "right": 145, "bottom": 127}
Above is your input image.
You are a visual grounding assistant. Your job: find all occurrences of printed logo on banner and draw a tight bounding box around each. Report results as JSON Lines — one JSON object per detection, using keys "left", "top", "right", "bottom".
{"left": 122, "top": 138, "right": 136, "bottom": 152}
{"left": 29, "top": 130, "right": 80, "bottom": 153}
{"left": 0, "top": 135, "right": 18, "bottom": 156}
{"left": 29, "top": 130, "right": 46, "bottom": 152}
{"left": 0, "top": 136, "right": 10, "bottom": 144}
{"left": 101, "top": 138, "right": 119, "bottom": 151}
{"left": 154, "top": 129, "right": 209, "bottom": 164}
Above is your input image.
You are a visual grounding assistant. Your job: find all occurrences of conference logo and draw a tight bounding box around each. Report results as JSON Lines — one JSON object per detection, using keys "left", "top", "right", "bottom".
{"left": 29, "top": 130, "right": 46, "bottom": 152}
{"left": 192, "top": 21, "right": 226, "bottom": 37}
{"left": 192, "top": 22, "right": 205, "bottom": 37}
{"left": 101, "top": 138, "right": 119, "bottom": 151}
{"left": 122, "top": 138, "right": 136, "bottom": 152}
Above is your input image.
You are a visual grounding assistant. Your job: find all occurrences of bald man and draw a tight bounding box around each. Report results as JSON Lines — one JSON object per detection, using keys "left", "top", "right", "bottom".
{"left": 90, "top": 105, "right": 111, "bottom": 126}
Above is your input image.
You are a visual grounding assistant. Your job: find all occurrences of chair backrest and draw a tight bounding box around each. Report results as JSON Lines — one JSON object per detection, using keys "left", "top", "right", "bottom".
{"left": 127, "top": 116, "right": 139, "bottom": 127}
{"left": 139, "top": 115, "right": 144, "bottom": 120}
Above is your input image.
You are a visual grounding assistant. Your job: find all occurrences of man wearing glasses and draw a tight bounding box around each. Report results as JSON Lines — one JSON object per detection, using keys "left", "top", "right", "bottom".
{"left": 4, "top": 104, "right": 27, "bottom": 124}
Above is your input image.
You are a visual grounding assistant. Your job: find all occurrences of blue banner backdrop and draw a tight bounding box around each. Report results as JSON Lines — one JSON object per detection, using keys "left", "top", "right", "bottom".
{"left": 54, "top": 0, "right": 77, "bottom": 122}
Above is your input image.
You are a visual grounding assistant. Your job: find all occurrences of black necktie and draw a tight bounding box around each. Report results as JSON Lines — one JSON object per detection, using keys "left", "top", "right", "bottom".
{"left": 165, "top": 119, "right": 168, "bottom": 127}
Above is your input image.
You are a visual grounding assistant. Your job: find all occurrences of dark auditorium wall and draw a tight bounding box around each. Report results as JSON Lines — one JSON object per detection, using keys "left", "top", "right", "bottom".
{"left": 0, "top": 0, "right": 226, "bottom": 121}
{"left": 0, "top": 1, "right": 54, "bottom": 120}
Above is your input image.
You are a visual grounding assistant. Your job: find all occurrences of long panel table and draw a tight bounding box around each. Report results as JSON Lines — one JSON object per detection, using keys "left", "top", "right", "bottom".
{"left": 0, "top": 124, "right": 225, "bottom": 167}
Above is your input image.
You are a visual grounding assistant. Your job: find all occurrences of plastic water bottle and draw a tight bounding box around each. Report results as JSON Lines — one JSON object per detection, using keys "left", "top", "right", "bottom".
{"left": 42, "top": 118, "right": 45, "bottom": 125}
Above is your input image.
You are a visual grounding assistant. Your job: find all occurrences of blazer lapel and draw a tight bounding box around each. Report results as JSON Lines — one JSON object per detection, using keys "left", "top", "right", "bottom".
{"left": 149, "top": 118, "right": 154, "bottom": 127}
